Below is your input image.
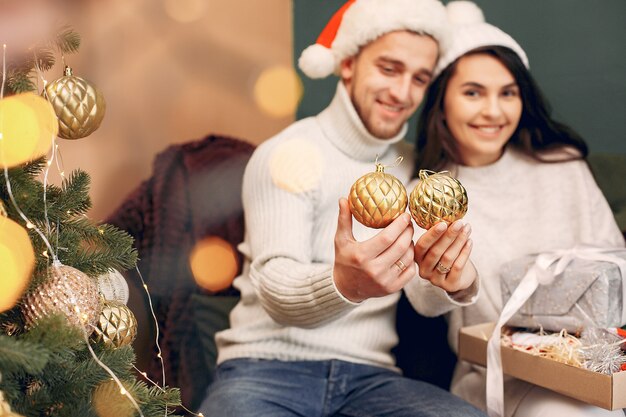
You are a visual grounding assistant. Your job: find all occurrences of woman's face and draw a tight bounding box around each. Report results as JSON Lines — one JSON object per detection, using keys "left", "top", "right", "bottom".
{"left": 443, "top": 53, "right": 522, "bottom": 166}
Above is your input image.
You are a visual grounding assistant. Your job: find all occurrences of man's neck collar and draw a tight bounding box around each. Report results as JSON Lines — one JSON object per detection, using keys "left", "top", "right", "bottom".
{"left": 317, "top": 82, "right": 407, "bottom": 161}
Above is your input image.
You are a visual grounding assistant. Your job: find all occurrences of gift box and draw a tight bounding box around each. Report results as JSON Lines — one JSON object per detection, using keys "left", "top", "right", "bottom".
{"left": 459, "top": 322, "right": 626, "bottom": 410}
{"left": 500, "top": 250, "right": 626, "bottom": 332}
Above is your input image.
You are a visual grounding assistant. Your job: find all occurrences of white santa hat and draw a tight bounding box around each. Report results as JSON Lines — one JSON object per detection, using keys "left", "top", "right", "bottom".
{"left": 298, "top": 0, "right": 450, "bottom": 79}
{"left": 433, "top": 1, "right": 529, "bottom": 76}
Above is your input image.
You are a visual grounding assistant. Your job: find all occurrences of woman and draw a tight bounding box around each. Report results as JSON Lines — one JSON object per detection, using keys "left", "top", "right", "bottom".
{"left": 409, "top": 2, "right": 625, "bottom": 416}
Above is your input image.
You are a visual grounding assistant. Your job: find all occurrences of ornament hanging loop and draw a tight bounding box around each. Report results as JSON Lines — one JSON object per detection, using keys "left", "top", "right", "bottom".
{"left": 374, "top": 155, "right": 404, "bottom": 173}
{"left": 418, "top": 169, "right": 452, "bottom": 180}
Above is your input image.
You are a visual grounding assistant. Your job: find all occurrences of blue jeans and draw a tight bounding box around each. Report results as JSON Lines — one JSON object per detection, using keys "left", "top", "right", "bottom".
{"left": 199, "top": 358, "right": 486, "bottom": 417}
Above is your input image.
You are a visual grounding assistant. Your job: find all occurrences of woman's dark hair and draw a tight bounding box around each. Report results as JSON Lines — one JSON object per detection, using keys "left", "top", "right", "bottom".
{"left": 414, "top": 46, "right": 588, "bottom": 173}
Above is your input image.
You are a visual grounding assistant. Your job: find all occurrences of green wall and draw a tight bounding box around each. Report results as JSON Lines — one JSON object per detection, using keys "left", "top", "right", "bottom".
{"left": 293, "top": 0, "right": 626, "bottom": 153}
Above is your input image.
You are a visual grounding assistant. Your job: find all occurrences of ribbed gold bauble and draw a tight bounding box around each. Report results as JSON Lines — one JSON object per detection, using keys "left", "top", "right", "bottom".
{"left": 409, "top": 170, "right": 468, "bottom": 230}
{"left": 349, "top": 162, "right": 408, "bottom": 229}
{"left": 44, "top": 66, "right": 106, "bottom": 139}
{"left": 0, "top": 390, "right": 25, "bottom": 417}
{"left": 21, "top": 264, "right": 102, "bottom": 334}
{"left": 91, "top": 301, "right": 137, "bottom": 349}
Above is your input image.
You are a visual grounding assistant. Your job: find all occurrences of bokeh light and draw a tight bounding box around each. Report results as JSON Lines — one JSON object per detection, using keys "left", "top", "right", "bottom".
{"left": 253, "top": 65, "right": 303, "bottom": 118}
{"left": 163, "top": 0, "right": 207, "bottom": 23}
{"left": 189, "top": 236, "right": 238, "bottom": 292}
{"left": 0, "top": 93, "right": 57, "bottom": 168}
{"left": 269, "top": 138, "right": 323, "bottom": 193}
{"left": 0, "top": 216, "right": 35, "bottom": 312}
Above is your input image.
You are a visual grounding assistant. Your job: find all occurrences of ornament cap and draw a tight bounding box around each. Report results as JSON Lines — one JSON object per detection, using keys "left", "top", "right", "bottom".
{"left": 63, "top": 65, "right": 73, "bottom": 76}
{"left": 418, "top": 169, "right": 433, "bottom": 180}
{"left": 375, "top": 163, "right": 385, "bottom": 173}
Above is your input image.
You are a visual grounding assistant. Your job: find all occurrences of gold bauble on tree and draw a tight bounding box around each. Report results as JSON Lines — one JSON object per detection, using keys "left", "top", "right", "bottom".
{"left": 21, "top": 264, "right": 102, "bottom": 334}
{"left": 91, "top": 301, "right": 138, "bottom": 349}
{"left": 44, "top": 66, "right": 106, "bottom": 139}
{"left": 92, "top": 380, "right": 136, "bottom": 417}
{"left": 409, "top": 170, "right": 468, "bottom": 230}
{"left": 349, "top": 161, "right": 408, "bottom": 229}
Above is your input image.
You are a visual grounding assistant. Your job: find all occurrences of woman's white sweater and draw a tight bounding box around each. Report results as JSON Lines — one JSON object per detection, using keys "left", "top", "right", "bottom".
{"left": 406, "top": 147, "right": 625, "bottom": 415}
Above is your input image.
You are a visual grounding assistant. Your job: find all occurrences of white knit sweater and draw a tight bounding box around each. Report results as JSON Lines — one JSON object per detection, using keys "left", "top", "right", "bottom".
{"left": 407, "top": 148, "right": 625, "bottom": 415}
{"left": 216, "top": 83, "right": 476, "bottom": 369}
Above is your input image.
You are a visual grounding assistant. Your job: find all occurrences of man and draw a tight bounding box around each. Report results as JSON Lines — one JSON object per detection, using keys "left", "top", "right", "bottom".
{"left": 200, "top": 1, "right": 483, "bottom": 416}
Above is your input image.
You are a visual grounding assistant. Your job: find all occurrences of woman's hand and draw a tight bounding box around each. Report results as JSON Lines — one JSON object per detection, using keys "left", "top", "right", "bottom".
{"left": 333, "top": 198, "right": 416, "bottom": 303}
{"left": 413, "top": 220, "right": 476, "bottom": 293}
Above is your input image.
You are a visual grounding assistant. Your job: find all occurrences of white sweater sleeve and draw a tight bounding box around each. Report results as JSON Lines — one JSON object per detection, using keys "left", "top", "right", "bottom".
{"left": 243, "top": 142, "right": 357, "bottom": 328}
{"left": 403, "top": 271, "right": 480, "bottom": 317}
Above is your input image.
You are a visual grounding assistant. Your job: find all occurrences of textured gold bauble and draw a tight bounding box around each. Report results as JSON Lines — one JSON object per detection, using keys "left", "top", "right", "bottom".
{"left": 0, "top": 390, "right": 25, "bottom": 417}
{"left": 21, "top": 264, "right": 102, "bottom": 334}
{"left": 349, "top": 162, "right": 408, "bottom": 229}
{"left": 44, "top": 66, "right": 106, "bottom": 140}
{"left": 92, "top": 380, "right": 136, "bottom": 417}
{"left": 91, "top": 301, "right": 138, "bottom": 349}
{"left": 409, "top": 170, "right": 468, "bottom": 230}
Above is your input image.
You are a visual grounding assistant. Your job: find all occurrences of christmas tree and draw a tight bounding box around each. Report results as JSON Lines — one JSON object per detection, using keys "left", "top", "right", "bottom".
{"left": 0, "top": 26, "right": 182, "bottom": 417}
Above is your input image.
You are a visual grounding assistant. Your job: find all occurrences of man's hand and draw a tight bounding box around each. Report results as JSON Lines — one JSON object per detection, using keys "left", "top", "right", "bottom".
{"left": 413, "top": 220, "right": 476, "bottom": 293}
{"left": 333, "top": 198, "right": 416, "bottom": 303}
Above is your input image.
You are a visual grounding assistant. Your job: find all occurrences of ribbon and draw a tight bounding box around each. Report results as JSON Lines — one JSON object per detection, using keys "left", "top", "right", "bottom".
{"left": 485, "top": 245, "right": 626, "bottom": 417}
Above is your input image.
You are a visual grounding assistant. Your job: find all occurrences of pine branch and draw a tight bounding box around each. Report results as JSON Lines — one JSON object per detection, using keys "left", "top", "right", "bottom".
{"left": 54, "top": 169, "right": 93, "bottom": 216}
{"left": 0, "top": 24, "right": 80, "bottom": 97}
{"left": 47, "top": 217, "right": 138, "bottom": 276}
{"left": 34, "top": 48, "right": 56, "bottom": 72}
{"left": 0, "top": 336, "right": 50, "bottom": 374}
{"left": 54, "top": 25, "right": 81, "bottom": 54}
{"left": 139, "top": 383, "right": 183, "bottom": 417}
{"left": 20, "top": 158, "right": 47, "bottom": 176}
{"left": 22, "top": 315, "right": 85, "bottom": 354}
{"left": 7, "top": 71, "right": 36, "bottom": 94}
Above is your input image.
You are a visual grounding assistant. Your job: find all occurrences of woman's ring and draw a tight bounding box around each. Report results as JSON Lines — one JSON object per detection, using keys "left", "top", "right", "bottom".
{"left": 395, "top": 260, "right": 407, "bottom": 273}
{"left": 436, "top": 262, "right": 451, "bottom": 275}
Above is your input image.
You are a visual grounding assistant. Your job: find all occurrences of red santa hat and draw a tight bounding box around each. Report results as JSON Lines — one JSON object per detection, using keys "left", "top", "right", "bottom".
{"left": 298, "top": 0, "right": 450, "bottom": 79}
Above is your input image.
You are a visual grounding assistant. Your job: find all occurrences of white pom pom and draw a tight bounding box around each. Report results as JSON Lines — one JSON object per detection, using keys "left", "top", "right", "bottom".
{"left": 298, "top": 44, "right": 336, "bottom": 79}
{"left": 97, "top": 268, "right": 130, "bottom": 305}
{"left": 446, "top": 1, "right": 485, "bottom": 25}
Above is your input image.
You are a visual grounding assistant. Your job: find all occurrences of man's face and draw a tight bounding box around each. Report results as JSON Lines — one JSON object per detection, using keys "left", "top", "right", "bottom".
{"left": 341, "top": 31, "right": 439, "bottom": 139}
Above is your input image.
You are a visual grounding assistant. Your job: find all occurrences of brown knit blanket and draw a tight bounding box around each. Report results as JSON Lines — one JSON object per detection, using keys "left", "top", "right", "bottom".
{"left": 106, "top": 134, "right": 254, "bottom": 411}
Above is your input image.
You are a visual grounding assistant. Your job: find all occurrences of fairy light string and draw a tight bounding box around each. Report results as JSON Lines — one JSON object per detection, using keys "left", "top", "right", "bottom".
{"left": 4, "top": 41, "right": 198, "bottom": 417}
{"left": 83, "top": 330, "right": 146, "bottom": 417}
{"left": 133, "top": 264, "right": 207, "bottom": 417}
{"left": 33, "top": 50, "right": 61, "bottom": 238}
{"left": 134, "top": 265, "right": 167, "bottom": 388}
{"left": 132, "top": 364, "right": 204, "bottom": 417}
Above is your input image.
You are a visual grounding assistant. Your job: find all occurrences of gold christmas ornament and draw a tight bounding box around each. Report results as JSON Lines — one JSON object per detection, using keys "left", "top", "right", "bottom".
{"left": 44, "top": 66, "right": 106, "bottom": 140}
{"left": 92, "top": 380, "right": 136, "bottom": 417}
{"left": 97, "top": 269, "right": 130, "bottom": 305}
{"left": 349, "top": 160, "right": 408, "bottom": 229}
{"left": 409, "top": 170, "right": 468, "bottom": 230}
{"left": 91, "top": 301, "right": 137, "bottom": 349}
{"left": 21, "top": 264, "right": 102, "bottom": 334}
{"left": 0, "top": 390, "right": 24, "bottom": 417}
